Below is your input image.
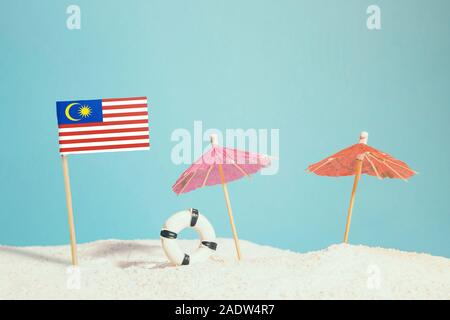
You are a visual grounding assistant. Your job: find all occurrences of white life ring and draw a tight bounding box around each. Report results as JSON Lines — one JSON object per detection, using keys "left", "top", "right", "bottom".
{"left": 160, "top": 208, "right": 217, "bottom": 266}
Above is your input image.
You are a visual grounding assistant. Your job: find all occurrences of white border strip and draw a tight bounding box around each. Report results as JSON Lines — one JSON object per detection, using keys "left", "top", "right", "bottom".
{"left": 102, "top": 99, "right": 147, "bottom": 106}
{"left": 59, "top": 131, "right": 149, "bottom": 141}
{"left": 60, "top": 146, "right": 150, "bottom": 155}
{"left": 59, "top": 123, "right": 149, "bottom": 133}
{"left": 60, "top": 139, "right": 150, "bottom": 148}
{"left": 102, "top": 107, "right": 147, "bottom": 114}
{"left": 103, "top": 115, "right": 148, "bottom": 122}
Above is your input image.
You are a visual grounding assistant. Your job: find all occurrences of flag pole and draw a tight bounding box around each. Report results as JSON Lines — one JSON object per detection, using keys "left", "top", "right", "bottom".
{"left": 61, "top": 155, "right": 79, "bottom": 265}
{"left": 343, "top": 132, "right": 368, "bottom": 243}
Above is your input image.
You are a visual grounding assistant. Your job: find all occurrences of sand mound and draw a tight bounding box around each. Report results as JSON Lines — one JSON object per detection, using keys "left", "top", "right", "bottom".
{"left": 0, "top": 239, "right": 449, "bottom": 299}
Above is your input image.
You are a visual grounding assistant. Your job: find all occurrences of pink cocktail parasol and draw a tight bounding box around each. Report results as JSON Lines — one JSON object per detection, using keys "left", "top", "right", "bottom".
{"left": 172, "top": 134, "right": 271, "bottom": 260}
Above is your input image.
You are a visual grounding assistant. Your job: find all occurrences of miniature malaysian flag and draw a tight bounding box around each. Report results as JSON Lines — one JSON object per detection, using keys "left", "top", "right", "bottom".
{"left": 56, "top": 97, "right": 150, "bottom": 155}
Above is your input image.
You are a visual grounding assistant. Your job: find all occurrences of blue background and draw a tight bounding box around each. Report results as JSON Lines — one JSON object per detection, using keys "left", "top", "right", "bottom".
{"left": 56, "top": 99, "right": 103, "bottom": 124}
{"left": 1, "top": 1, "right": 449, "bottom": 257}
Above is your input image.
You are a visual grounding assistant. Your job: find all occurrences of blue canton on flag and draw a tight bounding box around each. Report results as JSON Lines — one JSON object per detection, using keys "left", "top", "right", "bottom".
{"left": 56, "top": 100, "right": 103, "bottom": 125}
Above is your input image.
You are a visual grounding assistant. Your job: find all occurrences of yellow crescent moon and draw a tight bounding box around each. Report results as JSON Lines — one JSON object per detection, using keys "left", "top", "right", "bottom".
{"left": 65, "top": 103, "right": 81, "bottom": 121}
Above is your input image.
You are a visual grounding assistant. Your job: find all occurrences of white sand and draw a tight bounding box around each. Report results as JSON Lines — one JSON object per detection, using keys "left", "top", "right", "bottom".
{"left": 0, "top": 239, "right": 449, "bottom": 300}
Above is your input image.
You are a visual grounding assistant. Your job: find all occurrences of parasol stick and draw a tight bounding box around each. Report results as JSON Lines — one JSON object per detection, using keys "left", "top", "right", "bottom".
{"left": 343, "top": 131, "right": 368, "bottom": 243}
{"left": 218, "top": 163, "right": 242, "bottom": 261}
{"left": 343, "top": 159, "right": 363, "bottom": 243}
{"left": 210, "top": 134, "right": 242, "bottom": 260}
{"left": 61, "top": 155, "right": 79, "bottom": 265}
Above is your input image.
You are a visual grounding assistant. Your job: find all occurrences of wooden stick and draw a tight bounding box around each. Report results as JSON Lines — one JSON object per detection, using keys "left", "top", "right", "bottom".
{"left": 343, "top": 159, "right": 363, "bottom": 243}
{"left": 61, "top": 155, "right": 79, "bottom": 265}
{"left": 218, "top": 163, "right": 242, "bottom": 260}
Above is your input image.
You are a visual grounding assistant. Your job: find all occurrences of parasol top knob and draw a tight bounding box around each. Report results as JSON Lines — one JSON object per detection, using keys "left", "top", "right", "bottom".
{"left": 210, "top": 134, "right": 219, "bottom": 146}
{"left": 359, "top": 131, "right": 369, "bottom": 144}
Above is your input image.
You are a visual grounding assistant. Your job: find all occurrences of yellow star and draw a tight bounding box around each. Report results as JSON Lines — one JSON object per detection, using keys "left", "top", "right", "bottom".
{"left": 78, "top": 105, "right": 92, "bottom": 118}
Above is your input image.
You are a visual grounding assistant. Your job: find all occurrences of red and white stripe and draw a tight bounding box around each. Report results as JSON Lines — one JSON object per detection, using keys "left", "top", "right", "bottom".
{"left": 58, "top": 97, "right": 150, "bottom": 155}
